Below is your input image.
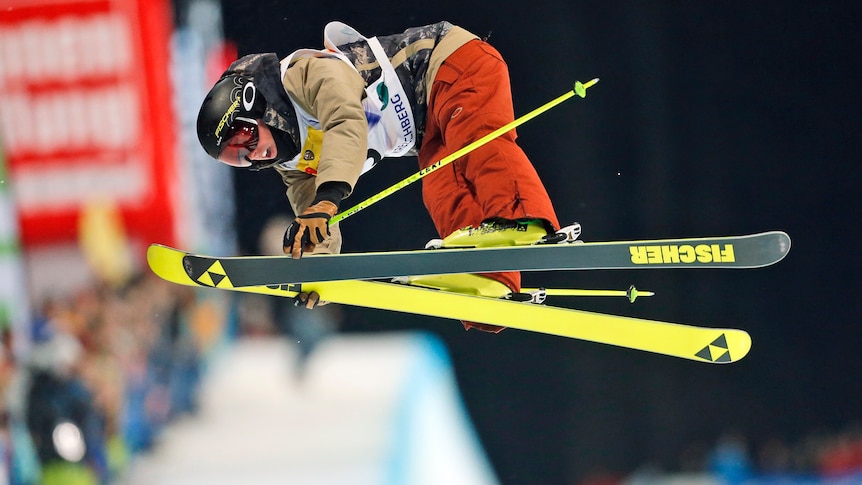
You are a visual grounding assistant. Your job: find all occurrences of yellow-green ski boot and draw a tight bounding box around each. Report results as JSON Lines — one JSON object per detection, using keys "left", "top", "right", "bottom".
{"left": 393, "top": 273, "right": 512, "bottom": 298}
{"left": 424, "top": 219, "right": 581, "bottom": 249}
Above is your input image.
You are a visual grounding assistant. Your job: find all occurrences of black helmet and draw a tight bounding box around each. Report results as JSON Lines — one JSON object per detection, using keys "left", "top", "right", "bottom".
{"left": 196, "top": 74, "right": 267, "bottom": 162}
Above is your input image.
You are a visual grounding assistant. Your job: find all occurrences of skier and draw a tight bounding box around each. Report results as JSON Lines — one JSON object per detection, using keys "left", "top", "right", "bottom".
{"left": 196, "top": 21, "right": 562, "bottom": 332}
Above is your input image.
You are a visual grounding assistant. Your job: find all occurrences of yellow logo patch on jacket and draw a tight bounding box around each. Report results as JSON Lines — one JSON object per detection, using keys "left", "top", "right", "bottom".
{"left": 297, "top": 127, "right": 323, "bottom": 175}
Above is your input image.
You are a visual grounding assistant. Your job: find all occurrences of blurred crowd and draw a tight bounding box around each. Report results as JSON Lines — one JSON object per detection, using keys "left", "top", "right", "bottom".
{"left": 583, "top": 427, "right": 862, "bottom": 485}
{"left": 0, "top": 273, "right": 226, "bottom": 485}
{"left": 702, "top": 428, "right": 862, "bottom": 482}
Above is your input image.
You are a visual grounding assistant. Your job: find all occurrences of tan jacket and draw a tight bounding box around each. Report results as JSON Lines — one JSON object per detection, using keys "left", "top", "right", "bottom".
{"left": 275, "top": 26, "right": 477, "bottom": 210}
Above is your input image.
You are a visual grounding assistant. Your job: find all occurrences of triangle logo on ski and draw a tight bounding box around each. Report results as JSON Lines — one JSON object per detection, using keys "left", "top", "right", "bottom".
{"left": 190, "top": 260, "right": 234, "bottom": 288}
{"left": 695, "top": 334, "right": 733, "bottom": 363}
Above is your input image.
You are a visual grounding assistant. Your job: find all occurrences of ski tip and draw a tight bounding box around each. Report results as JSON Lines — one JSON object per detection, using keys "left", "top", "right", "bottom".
{"left": 777, "top": 230, "right": 792, "bottom": 258}
{"left": 146, "top": 244, "right": 196, "bottom": 286}
{"left": 752, "top": 230, "right": 792, "bottom": 267}
{"left": 692, "top": 329, "right": 752, "bottom": 364}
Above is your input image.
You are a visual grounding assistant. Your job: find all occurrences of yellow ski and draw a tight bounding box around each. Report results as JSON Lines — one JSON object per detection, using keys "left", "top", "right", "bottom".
{"left": 148, "top": 245, "right": 751, "bottom": 364}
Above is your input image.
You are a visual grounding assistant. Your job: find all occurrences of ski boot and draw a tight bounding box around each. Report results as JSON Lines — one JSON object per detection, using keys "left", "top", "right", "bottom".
{"left": 392, "top": 273, "right": 511, "bottom": 298}
{"left": 424, "top": 218, "right": 582, "bottom": 249}
{"left": 395, "top": 219, "right": 581, "bottom": 333}
{"left": 390, "top": 274, "right": 506, "bottom": 333}
{"left": 392, "top": 273, "right": 547, "bottom": 303}
{"left": 391, "top": 273, "right": 549, "bottom": 333}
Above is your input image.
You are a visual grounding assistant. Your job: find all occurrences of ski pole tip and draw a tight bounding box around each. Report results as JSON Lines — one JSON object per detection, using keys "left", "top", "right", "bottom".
{"left": 627, "top": 285, "right": 654, "bottom": 303}
{"left": 574, "top": 78, "right": 600, "bottom": 98}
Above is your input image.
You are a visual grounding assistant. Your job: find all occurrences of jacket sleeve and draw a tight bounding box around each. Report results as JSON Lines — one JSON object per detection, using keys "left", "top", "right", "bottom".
{"left": 281, "top": 56, "right": 368, "bottom": 196}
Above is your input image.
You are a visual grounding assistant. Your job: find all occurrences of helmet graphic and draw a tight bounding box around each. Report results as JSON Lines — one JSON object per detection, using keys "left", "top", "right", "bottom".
{"left": 196, "top": 74, "right": 267, "bottom": 166}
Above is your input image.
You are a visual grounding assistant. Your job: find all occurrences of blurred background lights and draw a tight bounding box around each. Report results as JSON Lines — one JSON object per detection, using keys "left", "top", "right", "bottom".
{"left": 52, "top": 421, "right": 87, "bottom": 463}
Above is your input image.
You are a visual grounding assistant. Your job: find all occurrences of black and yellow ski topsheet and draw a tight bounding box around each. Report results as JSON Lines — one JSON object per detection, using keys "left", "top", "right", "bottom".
{"left": 174, "top": 231, "right": 790, "bottom": 287}
{"left": 147, "top": 244, "right": 756, "bottom": 364}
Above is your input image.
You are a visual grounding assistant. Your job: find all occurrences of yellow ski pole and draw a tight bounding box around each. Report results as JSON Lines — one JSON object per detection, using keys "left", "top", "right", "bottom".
{"left": 521, "top": 285, "right": 654, "bottom": 303}
{"left": 330, "top": 78, "right": 599, "bottom": 225}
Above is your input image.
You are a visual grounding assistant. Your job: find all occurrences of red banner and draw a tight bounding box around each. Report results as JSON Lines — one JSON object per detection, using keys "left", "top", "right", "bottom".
{"left": 0, "top": 0, "right": 178, "bottom": 248}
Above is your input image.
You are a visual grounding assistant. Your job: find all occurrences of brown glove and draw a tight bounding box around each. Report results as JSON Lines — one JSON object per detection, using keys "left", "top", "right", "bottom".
{"left": 283, "top": 200, "right": 338, "bottom": 259}
{"left": 294, "top": 291, "right": 328, "bottom": 309}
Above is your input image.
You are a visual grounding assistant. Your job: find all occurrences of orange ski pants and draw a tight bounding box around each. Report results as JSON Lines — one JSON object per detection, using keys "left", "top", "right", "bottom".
{"left": 419, "top": 39, "right": 560, "bottom": 295}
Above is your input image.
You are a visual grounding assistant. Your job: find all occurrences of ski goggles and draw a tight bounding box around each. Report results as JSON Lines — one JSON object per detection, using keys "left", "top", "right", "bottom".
{"left": 217, "top": 118, "right": 259, "bottom": 167}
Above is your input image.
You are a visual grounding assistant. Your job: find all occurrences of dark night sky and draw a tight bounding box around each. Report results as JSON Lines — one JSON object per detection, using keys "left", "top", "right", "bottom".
{"left": 218, "top": 1, "right": 861, "bottom": 482}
